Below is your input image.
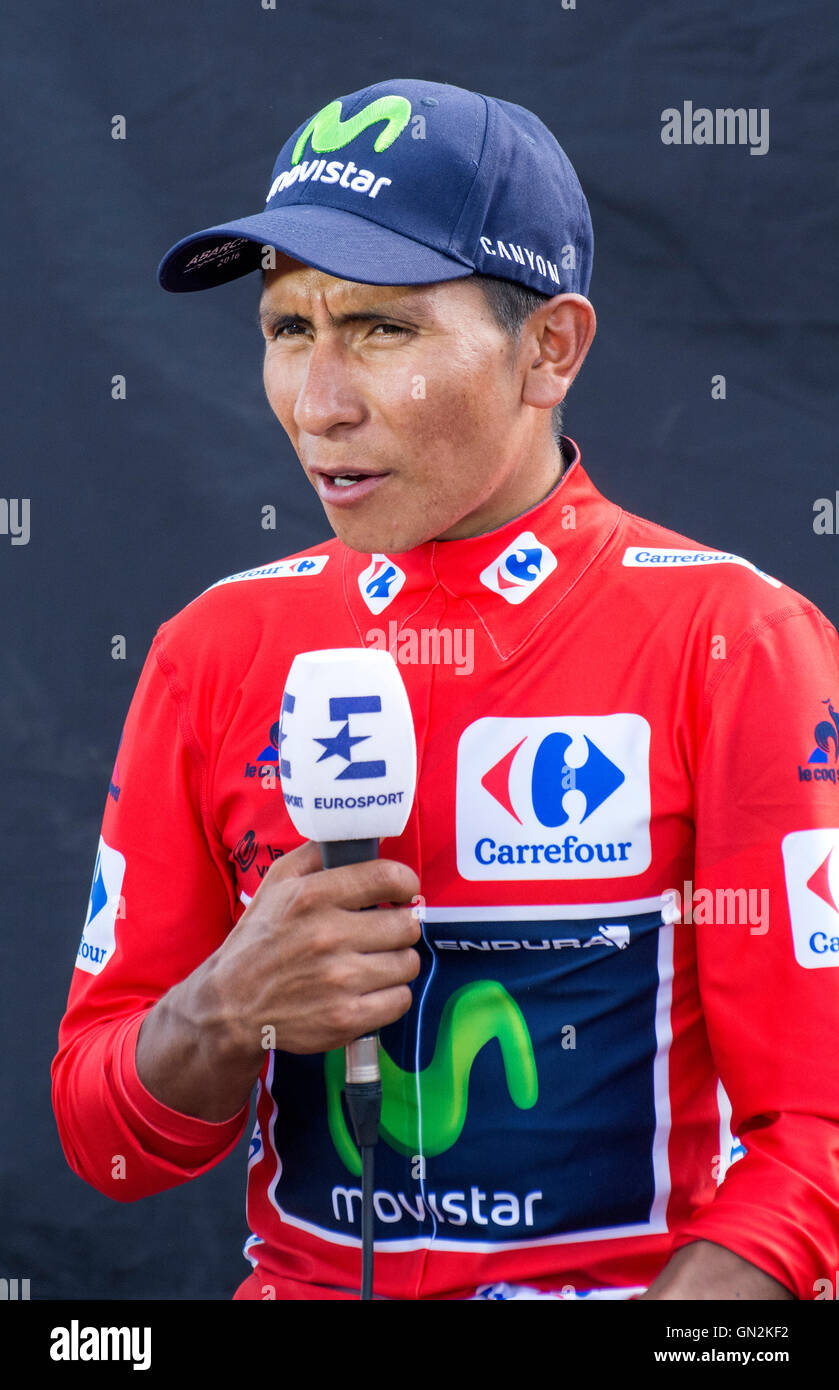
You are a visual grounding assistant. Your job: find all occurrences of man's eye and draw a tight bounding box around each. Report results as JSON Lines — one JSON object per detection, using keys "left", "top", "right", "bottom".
{"left": 266, "top": 320, "right": 409, "bottom": 340}
{"left": 272, "top": 321, "right": 306, "bottom": 339}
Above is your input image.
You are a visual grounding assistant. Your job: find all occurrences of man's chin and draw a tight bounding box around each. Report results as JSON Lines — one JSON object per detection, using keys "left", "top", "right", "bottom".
{"left": 329, "top": 527, "right": 425, "bottom": 555}
{"left": 323, "top": 509, "right": 432, "bottom": 555}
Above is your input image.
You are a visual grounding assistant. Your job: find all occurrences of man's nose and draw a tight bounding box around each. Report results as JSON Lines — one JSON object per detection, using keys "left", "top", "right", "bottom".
{"left": 293, "top": 339, "right": 365, "bottom": 435}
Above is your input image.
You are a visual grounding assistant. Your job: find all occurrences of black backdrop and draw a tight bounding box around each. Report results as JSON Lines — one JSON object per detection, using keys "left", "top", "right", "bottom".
{"left": 1, "top": 0, "right": 836, "bottom": 1300}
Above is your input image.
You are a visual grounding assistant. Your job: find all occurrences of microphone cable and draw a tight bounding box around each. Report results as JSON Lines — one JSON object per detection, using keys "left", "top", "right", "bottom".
{"left": 321, "top": 837, "right": 381, "bottom": 1301}
{"left": 344, "top": 1042, "right": 381, "bottom": 1302}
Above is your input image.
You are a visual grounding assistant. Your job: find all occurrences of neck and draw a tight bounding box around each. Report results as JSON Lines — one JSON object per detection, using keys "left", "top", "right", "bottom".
{"left": 436, "top": 434, "right": 567, "bottom": 542}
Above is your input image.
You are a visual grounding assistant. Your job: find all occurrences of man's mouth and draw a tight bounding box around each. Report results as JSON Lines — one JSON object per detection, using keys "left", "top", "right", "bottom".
{"left": 313, "top": 470, "right": 390, "bottom": 505}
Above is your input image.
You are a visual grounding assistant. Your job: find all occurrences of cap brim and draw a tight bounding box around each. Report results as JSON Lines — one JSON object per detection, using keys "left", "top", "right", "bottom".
{"left": 157, "top": 203, "right": 476, "bottom": 292}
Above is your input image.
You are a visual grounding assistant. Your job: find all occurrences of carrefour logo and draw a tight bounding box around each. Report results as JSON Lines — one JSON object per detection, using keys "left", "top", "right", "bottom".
{"left": 77, "top": 837, "right": 125, "bottom": 975}
{"left": 456, "top": 715, "right": 651, "bottom": 880}
{"left": 206, "top": 556, "right": 329, "bottom": 591}
{"left": 781, "top": 828, "right": 839, "bottom": 967}
{"left": 479, "top": 531, "right": 557, "bottom": 605}
{"left": 622, "top": 546, "right": 781, "bottom": 588}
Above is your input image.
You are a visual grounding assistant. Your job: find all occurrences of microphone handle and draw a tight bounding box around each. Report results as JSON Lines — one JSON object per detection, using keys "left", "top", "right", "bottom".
{"left": 320, "top": 838, "right": 381, "bottom": 1084}
{"left": 319, "top": 838, "right": 379, "bottom": 869}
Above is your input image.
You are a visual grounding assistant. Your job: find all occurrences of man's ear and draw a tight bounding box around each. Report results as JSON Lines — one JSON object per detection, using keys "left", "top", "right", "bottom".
{"left": 521, "top": 294, "right": 596, "bottom": 412}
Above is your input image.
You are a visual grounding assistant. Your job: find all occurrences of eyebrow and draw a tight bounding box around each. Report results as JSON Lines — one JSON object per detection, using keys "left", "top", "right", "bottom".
{"left": 257, "top": 295, "right": 437, "bottom": 331}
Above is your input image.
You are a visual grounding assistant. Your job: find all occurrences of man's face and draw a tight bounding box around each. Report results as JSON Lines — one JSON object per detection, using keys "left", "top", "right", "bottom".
{"left": 259, "top": 258, "right": 553, "bottom": 553}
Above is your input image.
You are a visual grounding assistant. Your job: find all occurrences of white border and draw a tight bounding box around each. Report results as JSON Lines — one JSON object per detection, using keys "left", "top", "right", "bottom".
{"left": 260, "top": 898, "right": 674, "bottom": 1252}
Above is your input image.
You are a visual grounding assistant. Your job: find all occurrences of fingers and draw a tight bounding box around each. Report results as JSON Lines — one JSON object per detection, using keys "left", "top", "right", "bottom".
{"left": 347, "top": 944, "right": 422, "bottom": 996}
{"left": 260, "top": 841, "right": 421, "bottom": 914}
{"left": 337, "top": 984, "right": 418, "bottom": 1044}
{"left": 215, "top": 840, "right": 424, "bottom": 1055}
{"left": 259, "top": 838, "right": 323, "bottom": 879}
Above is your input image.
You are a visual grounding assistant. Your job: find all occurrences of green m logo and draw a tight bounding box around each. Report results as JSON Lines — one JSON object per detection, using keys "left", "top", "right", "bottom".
{"left": 325, "top": 980, "right": 539, "bottom": 1175}
{"left": 292, "top": 95, "right": 412, "bottom": 166}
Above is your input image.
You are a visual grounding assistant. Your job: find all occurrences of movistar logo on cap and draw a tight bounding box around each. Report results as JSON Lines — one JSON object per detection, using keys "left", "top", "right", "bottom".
{"left": 266, "top": 94, "right": 412, "bottom": 204}
{"left": 292, "top": 95, "right": 412, "bottom": 165}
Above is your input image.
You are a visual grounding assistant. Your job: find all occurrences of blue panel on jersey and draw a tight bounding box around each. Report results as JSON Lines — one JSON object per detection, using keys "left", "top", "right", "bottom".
{"left": 266, "top": 909, "right": 664, "bottom": 1246}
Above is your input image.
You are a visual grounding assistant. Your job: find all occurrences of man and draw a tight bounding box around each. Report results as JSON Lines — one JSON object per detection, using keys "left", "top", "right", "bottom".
{"left": 53, "top": 78, "right": 839, "bottom": 1301}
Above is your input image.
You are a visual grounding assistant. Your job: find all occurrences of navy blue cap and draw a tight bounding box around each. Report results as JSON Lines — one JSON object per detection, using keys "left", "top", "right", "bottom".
{"left": 157, "top": 78, "right": 593, "bottom": 298}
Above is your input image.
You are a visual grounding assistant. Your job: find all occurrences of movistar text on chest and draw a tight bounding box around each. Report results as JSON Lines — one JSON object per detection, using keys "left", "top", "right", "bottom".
{"left": 333, "top": 1183, "right": 543, "bottom": 1229}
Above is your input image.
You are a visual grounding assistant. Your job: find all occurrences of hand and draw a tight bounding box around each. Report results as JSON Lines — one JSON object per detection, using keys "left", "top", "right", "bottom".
{"left": 204, "top": 839, "right": 422, "bottom": 1059}
{"left": 637, "top": 1240, "right": 795, "bottom": 1300}
{"left": 136, "top": 840, "right": 423, "bottom": 1122}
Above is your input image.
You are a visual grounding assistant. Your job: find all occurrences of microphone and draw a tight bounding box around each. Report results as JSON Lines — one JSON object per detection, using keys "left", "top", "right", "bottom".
{"left": 278, "top": 645, "right": 417, "bottom": 867}
{"left": 278, "top": 647, "right": 418, "bottom": 1299}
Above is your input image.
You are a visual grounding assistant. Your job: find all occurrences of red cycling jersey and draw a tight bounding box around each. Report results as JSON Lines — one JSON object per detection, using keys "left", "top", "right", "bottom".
{"left": 52, "top": 440, "right": 839, "bottom": 1299}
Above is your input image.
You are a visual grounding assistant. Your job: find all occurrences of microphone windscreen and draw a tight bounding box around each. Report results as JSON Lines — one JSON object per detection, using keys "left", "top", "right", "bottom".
{"left": 279, "top": 648, "right": 417, "bottom": 843}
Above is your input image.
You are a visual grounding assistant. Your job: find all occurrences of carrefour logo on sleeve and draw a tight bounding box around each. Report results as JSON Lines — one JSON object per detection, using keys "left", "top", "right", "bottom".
{"left": 622, "top": 547, "right": 781, "bottom": 588}
{"left": 77, "top": 836, "right": 125, "bottom": 974}
{"left": 206, "top": 557, "right": 329, "bottom": 591}
{"left": 456, "top": 716, "right": 651, "bottom": 880}
{"left": 781, "top": 828, "right": 839, "bottom": 967}
{"left": 479, "top": 532, "right": 557, "bottom": 605}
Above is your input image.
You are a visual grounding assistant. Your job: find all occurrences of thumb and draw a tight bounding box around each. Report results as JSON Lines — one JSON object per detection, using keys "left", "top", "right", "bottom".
{"left": 257, "top": 839, "right": 323, "bottom": 887}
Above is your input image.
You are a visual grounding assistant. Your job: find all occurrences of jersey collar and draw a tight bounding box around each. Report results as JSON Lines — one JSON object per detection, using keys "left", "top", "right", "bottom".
{"left": 341, "top": 438, "right": 623, "bottom": 660}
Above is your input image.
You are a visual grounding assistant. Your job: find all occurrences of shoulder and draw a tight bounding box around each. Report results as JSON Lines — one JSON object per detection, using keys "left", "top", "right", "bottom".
{"left": 612, "top": 504, "right": 828, "bottom": 638}
{"left": 152, "top": 534, "right": 347, "bottom": 673}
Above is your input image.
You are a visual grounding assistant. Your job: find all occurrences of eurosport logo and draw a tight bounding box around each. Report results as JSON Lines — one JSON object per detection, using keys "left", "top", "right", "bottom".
{"left": 781, "top": 828, "right": 839, "bottom": 967}
{"left": 266, "top": 95, "right": 412, "bottom": 204}
{"left": 480, "top": 531, "right": 557, "bottom": 605}
{"left": 622, "top": 547, "right": 781, "bottom": 587}
{"left": 278, "top": 688, "right": 408, "bottom": 820}
{"left": 77, "top": 837, "right": 125, "bottom": 975}
{"left": 456, "top": 715, "right": 651, "bottom": 880}
{"left": 358, "top": 554, "right": 406, "bottom": 614}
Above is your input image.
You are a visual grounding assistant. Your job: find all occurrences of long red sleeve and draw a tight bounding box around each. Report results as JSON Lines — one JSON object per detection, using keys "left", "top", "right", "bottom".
{"left": 51, "top": 630, "right": 250, "bottom": 1201}
{"left": 668, "top": 604, "right": 839, "bottom": 1297}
